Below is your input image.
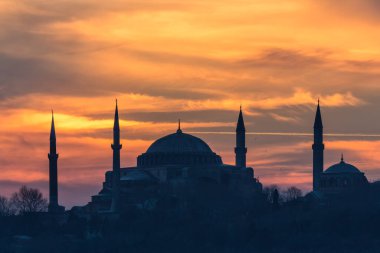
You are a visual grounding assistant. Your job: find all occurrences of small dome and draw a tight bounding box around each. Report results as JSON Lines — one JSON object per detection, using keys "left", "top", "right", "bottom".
{"left": 324, "top": 156, "right": 361, "bottom": 174}
{"left": 146, "top": 130, "right": 213, "bottom": 154}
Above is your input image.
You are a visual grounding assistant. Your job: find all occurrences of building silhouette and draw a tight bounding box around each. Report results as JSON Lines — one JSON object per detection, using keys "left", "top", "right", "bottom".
{"left": 48, "top": 111, "right": 65, "bottom": 213}
{"left": 312, "top": 102, "right": 368, "bottom": 195}
{"left": 47, "top": 100, "right": 374, "bottom": 214}
{"left": 85, "top": 104, "right": 262, "bottom": 213}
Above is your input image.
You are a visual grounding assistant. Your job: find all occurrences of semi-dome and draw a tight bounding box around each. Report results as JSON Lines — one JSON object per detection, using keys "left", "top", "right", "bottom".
{"left": 137, "top": 128, "right": 223, "bottom": 168}
{"left": 324, "top": 156, "right": 362, "bottom": 174}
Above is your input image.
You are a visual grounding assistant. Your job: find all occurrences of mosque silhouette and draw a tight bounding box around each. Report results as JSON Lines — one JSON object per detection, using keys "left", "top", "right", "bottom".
{"left": 48, "top": 101, "right": 369, "bottom": 214}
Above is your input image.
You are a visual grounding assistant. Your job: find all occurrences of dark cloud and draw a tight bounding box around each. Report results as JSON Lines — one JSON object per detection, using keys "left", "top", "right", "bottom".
{"left": 123, "top": 47, "right": 327, "bottom": 73}
{"left": 0, "top": 1, "right": 222, "bottom": 100}
{"left": 318, "top": 0, "right": 380, "bottom": 22}
{"left": 5, "top": 0, "right": 195, "bottom": 24}
{"left": 0, "top": 59, "right": 106, "bottom": 100}
{"left": 238, "top": 48, "right": 326, "bottom": 69}
{"left": 0, "top": 0, "right": 379, "bottom": 103}
{"left": 123, "top": 48, "right": 231, "bottom": 69}
{"left": 122, "top": 47, "right": 380, "bottom": 98}
{"left": 0, "top": 52, "right": 223, "bottom": 100}
{"left": 1, "top": 15, "right": 379, "bottom": 102}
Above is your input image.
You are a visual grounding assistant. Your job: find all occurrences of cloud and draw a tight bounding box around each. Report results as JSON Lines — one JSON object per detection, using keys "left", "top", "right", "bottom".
{"left": 270, "top": 113, "right": 299, "bottom": 123}
{"left": 248, "top": 89, "right": 363, "bottom": 110}
{"left": 239, "top": 48, "right": 326, "bottom": 69}
{"left": 1, "top": 0, "right": 380, "bottom": 207}
{"left": 1, "top": 0, "right": 379, "bottom": 102}
{"left": 317, "top": 0, "right": 380, "bottom": 23}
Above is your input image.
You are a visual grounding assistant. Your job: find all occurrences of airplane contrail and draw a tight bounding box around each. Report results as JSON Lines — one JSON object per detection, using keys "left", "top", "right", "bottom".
{"left": 188, "top": 131, "right": 380, "bottom": 138}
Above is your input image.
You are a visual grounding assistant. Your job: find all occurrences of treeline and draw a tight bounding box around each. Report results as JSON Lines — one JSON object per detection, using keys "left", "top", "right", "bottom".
{"left": 0, "top": 186, "right": 47, "bottom": 216}
{"left": 0, "top": 184, "right": 305, "bottom": 217}
{"left": 263, "top": 185, "right": 303, "bottom": 204}
{"left": 2, "top": 183, "right": 380, "bottom": 252}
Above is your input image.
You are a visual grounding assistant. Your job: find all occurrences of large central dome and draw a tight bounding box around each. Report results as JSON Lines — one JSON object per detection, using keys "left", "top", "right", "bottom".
{"left": 146, "top": 129, "right": 213, "bottom": 153}
{"left": 137, "top": 129, "right": 223, "bottom": 168}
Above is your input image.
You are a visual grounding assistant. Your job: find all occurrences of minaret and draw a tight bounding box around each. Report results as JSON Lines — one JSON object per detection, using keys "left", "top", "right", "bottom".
{"left": 111, "top": 100, "right": 122, "bottom": 212}
{"left": 312, "top": 100, "right": 324, "bottom": 191}
{"left": 48, "top": 111, "right": 59, "bottom": 212}
{"left": 235, "top": 106, "right": 247, "bottom": 168}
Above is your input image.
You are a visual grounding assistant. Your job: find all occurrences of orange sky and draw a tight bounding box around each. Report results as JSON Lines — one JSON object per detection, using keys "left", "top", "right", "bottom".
{"left": 1, "top": 0, "right": 380, "bottom": 207}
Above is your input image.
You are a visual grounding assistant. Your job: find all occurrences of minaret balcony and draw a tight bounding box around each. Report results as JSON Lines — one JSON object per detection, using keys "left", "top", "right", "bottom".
{"left": 312, "top": 143, "right": 324, "bottom": 150}
{"left": 48, "top": 153, "right": 59, "bottom": 159}
{"left": 111, "top": 144, "right": 122, "bottom": 150}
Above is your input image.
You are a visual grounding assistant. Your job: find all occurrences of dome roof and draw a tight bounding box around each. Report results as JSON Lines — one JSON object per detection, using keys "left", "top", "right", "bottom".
{"left": 137, "top": 128, "right": 223, "bottom": 168}
{"left": 324, "top": 156, "right": 362, "bottom": 174}
{"left": 146, "top": 129, "right": 213, "bottom": 154}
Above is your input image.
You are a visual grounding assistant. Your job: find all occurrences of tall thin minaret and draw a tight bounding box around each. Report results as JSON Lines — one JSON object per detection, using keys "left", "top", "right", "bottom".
{"left": 111, "top": 100, "right": 122, "bottom": 212}
{"left": 312, "top": 100, "right": 324, "bottom": 191}
{"left": 48, "top": 111, "right": 59, "bottom": 212}
{"left": 235, "top": 106, "right": 247, "bottom": 168}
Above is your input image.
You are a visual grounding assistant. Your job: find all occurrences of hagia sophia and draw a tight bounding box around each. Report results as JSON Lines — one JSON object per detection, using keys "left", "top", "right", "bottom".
{"left": 47, "top": 101, "right": 370, "bottom": 214}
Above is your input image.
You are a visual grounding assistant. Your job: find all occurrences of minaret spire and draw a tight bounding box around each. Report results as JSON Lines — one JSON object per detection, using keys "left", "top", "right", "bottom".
{"left": 114, "top": 99, "right": 119, "bottom": 129}
{"left": 235, "top": 106, "right": 247, "bottom": 168}
{"left": 312, "top": 100, "right": 324, "bottom": 191}
{"left": 48, "top": 110, "right": 63, "bottom": 213}
{"left": 314, "top": 99, "right": 323, "bottom": 129}
{"left": 236, "top": 106, "right": 246, "bottom": 132}
{"left": 111, "top": 99, "right": 122, "bottom": 212}
{"left": 50, "top": 110, "right": 56, "bottom": 141}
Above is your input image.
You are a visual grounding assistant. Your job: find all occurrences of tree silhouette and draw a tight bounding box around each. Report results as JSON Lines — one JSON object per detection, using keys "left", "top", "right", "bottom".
{"left": 284, "top": 186, "right": 302, "bottom": 202}
{"left": 10, "top": 186, "right": 47, "bottom": 214}
{"left": 263, "top": 184, "right": 280, "bottom": 203}
{"left": 0, "top": 195, "right": 14, "bottom": 216}
{"left": 272, "top": 189, "right": 279, "bottom": 209}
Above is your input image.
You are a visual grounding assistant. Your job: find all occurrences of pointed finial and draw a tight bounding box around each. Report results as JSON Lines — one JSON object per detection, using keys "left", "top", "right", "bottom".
{"left": 341, "top": 153, "right": 344, "bottom": 162}
{"left": 50, "top": 109, "right": 56, "bottom": 140}
{"left": 240, "top": 104, "right": 242, "bottom": 111}
{"left": 177, "top": 119, "right": 182, "bottom": 133}
{"left": 318, "top": 98, "right": 320, "bottom": 105}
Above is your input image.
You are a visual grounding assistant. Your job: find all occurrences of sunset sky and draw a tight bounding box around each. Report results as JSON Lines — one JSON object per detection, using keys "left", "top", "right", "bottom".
{"left": 1, "top": 0, "right": 380, "bottom": 207}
